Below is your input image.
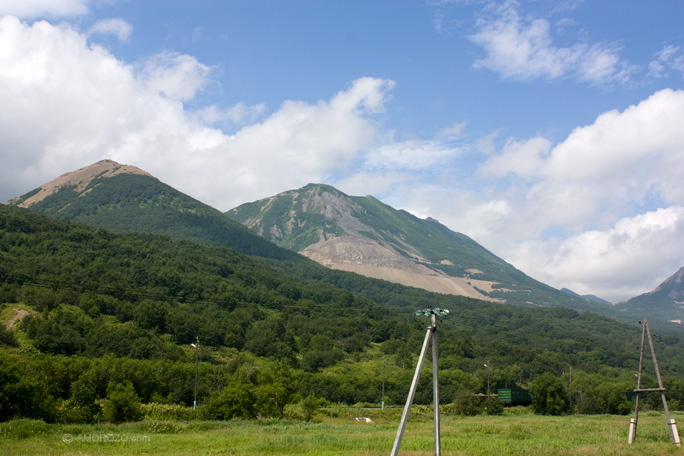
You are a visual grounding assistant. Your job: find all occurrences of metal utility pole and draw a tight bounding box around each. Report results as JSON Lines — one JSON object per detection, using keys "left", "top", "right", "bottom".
{"left": 391, "top": 307, "right": 449, "bottom": 456}
{"left": 628, "top": 320, "right": 681, "bottom": 446}
{"left": 191, "top": 337, "right": 199, "bottom": 410}
{"left": 484, "top": 361, "right": 491, "bottom": 396}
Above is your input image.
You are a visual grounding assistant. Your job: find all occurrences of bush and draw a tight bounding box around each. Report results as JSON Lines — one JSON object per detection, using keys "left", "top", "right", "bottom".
{"left": 482, "top": 397, "right": 504, "bottom": 415}
{"left": 453, "top": 395, "right": 484, "bottom": 416}
{"left": 204, "top": 383, "right": 255, "bottom": 420}
{"left": 55, "top": 399, "right": 100, "bottom": 424}
{"left": 140, "top": 402, "right": 195, "bottom": 421}
{"left": 282, "top": 395, "right": 329, "bottom": 421}
{"left": 530, "top": 373, "right": 570, "bottom": 416}
{"left": 0, "top": 419, "right": 50, "bottom": 439}
{"left": 301, "top": 395, "right": 329, "bottom": 421}
{"left": 452, "top": 395, "right": 504, "bottom": 416}
{"left": 102, "top": 381, "right": 142, "bottom": 423}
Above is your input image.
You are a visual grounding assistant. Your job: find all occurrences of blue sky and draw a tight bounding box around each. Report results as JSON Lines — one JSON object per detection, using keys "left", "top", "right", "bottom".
{"left": 1, "top": 0, "right": 684, "bottom": 302}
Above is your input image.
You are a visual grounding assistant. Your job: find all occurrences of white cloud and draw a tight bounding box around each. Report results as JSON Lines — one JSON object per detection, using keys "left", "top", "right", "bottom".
{"left": 468, "top": 1, "right": 629, "bottom": 84}
{"left": 648, "top": 45, "right": 684, "bottom": 79}
{"left": 478, "top": 136, "right": 549, "bottom": 178}
{"left": 478, "top": 89, "right": 684, "bottom": 234}
{"left": 192, "top": 102, "right": 266, "bottom": 128}
{"left": 335, "top": 171, "right": 412, "bottom": 199}
{"left": 88, "top": 18, "right": 132, "bottom": 43}
{"left": 542, "top": 89, "right": 684, "bottom": 201}
{"left": 137, "top": 51, "right": 213, "bottom": 102}
{"left": 0, "top": 0, "right": 90, "bottom": 18}
{"left": 505, "top": 206, "right": 684, "bottom": 302}
{"left": 427, "top": 88, "right": 684, "bottom": 301}
{"left": 0, "top": 16, "right": 395, "bottom": 211}
{"left": 437, "top": 120, "right": 467, "bottom": 138}
{"left": 362, "top": 139, "right": 462, "bottom": 172}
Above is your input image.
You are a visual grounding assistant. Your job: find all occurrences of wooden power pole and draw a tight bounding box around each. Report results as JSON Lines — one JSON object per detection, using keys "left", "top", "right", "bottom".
{"left": 628, "top": 319, "right": 681, "bottom": 446}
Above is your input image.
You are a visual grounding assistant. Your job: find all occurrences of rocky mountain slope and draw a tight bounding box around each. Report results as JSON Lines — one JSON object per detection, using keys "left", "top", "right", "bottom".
{"left": 616, "top": 267, "right": 684, "bottom": 328}
{"left": 228, "top": 184, "right": 596, "bottom": 309}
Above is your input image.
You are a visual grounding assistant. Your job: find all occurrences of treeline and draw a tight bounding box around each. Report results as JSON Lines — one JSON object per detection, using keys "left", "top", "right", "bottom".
{"left": 1, "top": 204, "right": 684, "bottom": 424}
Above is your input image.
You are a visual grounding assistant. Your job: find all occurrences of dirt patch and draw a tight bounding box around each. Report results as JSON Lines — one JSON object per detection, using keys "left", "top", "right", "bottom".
{"left": 301, "top": 237, "right": 503, "bottom": 302}
{"left": 5, "top": 308, "right": 33, "bottom": 329}
{"left": 6, "top": 159, "right": 151, "bottom": 208}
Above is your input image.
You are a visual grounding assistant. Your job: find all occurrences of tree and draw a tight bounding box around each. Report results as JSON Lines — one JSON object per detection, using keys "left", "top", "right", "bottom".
{"left": 205, "top": 383, "right": 255, "bottom": 420}
{"left": 530, "top": 373, "right": 570, "bottom": 415}
{"left": 102, "top": 381, "right": 142, "bottom": 423}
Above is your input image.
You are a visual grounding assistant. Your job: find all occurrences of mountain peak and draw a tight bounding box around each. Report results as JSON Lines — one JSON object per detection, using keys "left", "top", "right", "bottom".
{"left": 229, "top": 184, "right": 595, "bottom": 308}
{"left": 648, "top": 266, "right": 684, "bottom": 297}
{"left": 618, "top": 266, "right": 684, "bottom": 328}
{"left": 6, "top": 159, "right": 151, "bottom": 208}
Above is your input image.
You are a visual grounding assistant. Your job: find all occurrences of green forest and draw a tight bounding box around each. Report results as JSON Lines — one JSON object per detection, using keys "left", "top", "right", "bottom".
{"left": 1, "top": 204, "right": 684, "bottom": 425}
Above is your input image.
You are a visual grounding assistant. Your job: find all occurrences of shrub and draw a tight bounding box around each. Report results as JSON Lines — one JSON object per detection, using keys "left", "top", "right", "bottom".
{"left": 140, "top": 402, "right": 195, "bottom": 421}
{"left": 0, "top": 418, "right": 50, "bottom": 439}
{"left": 453, "top": 395, "right": 483, "bottom": 416}
{"left": 482, "top": 397, "right": 504, "bottom": 416}
{"left": 204, "top": 383, "right": 255, "bottom": 420}
{"left": 102, "top": 381, "right": 142, "bottom": 423}
{"left": 530, "top": 373, "right": 570, "bottom": 416}
{"left": 301, "top": 395, "right": 329, "bottom": 421}
{"left": 55, "top": 399, "right": 100, "bottom": 424}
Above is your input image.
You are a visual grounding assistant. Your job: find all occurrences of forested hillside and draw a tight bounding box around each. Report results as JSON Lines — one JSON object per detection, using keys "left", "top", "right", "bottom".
{"left": 2, "top": 205, "right": 684, "bottom": 424}
{"left": 10, "top": 171, "right": 298, "bottom": 261}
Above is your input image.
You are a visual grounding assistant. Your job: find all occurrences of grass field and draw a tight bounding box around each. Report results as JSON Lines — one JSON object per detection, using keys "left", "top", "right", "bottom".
{"left": 1, "top": 408, "right": 682, "bottom": 455}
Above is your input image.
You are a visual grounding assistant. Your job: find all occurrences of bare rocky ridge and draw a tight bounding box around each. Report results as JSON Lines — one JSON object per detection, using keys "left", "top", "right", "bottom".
{"left": 649, "top": 267, "right": 684, "bottom": 304}
{"left": 6, "top": 159, "right": 151, "bottom": 208}
{"left": 237, "top": 184, "right": 504, "bottom": 301}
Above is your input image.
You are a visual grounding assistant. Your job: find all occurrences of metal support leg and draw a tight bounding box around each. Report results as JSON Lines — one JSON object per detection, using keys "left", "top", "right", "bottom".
{"left": 432, "top": 315, "right": 441, "bottom": 456}
{"left": 628, "top": 323, "right": 646, "bottom": 444}
{"left": 391, "top": 327, "right": 432, "bottom": 456}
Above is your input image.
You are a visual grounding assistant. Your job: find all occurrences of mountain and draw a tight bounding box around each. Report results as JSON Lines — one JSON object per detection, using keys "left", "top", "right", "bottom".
{"left": 561, "top": 288, "right": 611, "bottom": 304}
{"left": 616, "top": 267, "right": 684, "bottom": 328}
{"left": 227, "top": 183, "right": 596, "bottom": 310}
{"left": 5, "top": 160, "right": 298, "bottom": 261}
{"left": 5, "top": 203, "right": 684, "bottom": 424}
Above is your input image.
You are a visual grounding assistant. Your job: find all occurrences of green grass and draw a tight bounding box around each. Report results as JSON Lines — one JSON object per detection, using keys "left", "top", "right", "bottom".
{"left": 1, "top": 410, "right": 682, "bottom": 455}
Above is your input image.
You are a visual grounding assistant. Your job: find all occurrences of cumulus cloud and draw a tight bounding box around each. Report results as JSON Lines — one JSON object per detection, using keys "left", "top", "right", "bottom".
{"left": 88, "top": 18, "right": 132, "bottom": 43}
{"left": 0, "top": 16, "right": 396, "bottom": 210}
{"left": 391, "top": 88, "right": 684, "bottom": 302}
{"left": 505, "top": 206, "right": 684, "bottom": 302}
{"left": 478, "top": 89, "right": 684, "bottom": 229}
{"left": 478, "top": 136, "right": 549, "bottom": 178}
{"left": 468, "top": 1, "right": 630, "bottom": 84}
{"left": 455, "top": 88, "right": 684, "bottom": 300}
{"left": 137, "top": 52, "right": 213, "bottom": 102}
